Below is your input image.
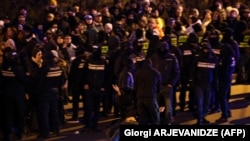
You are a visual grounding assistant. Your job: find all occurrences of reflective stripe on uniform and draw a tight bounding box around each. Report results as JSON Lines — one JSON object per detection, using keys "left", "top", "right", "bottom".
{"left": 239, "top": 42, "right": 250, "bottom": 48}
{"left": 212, "top": 49, "right": 220, "bottom": 55}
{"left": 219, "top": 34, "right": 223, "bottom": 41}
{"left": 198, "top": 36, "right": 203, "bottom": 43}
{"left": 171, "top": 37, "right": 177, "bottom": 46}
{"left": 88, "top": 63, "right": 105, "bottom": 70}
{"left": 142, "top": 42, "right": 149, "bottom": 54}
{"left": 239, "top": 35, "right": 250, "bottom": 48}
{"left": 1, "top": 70, "right": 15, "bottom": 77}
{"left": 101, "top": 46, "right": 109, "bottom": 54}
{"left": 178, "top": 35, "right": 187, "bottom": 46}
{"left": 46, "top": 70, "right": 62, "bottom": 77}
{"left": 78, "top": 63, "right": 85, "bottom": 68}
{"left": 183, "top": 50, "right": 192, "bottom": 55}
{"left": 197, "top": 62, "right": 216, "bottom": 68}
{"left": 136, "top": 56, "right": 145, "bottom": 62}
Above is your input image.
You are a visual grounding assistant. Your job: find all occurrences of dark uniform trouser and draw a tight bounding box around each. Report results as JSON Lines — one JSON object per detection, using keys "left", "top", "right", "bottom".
{"left": 71, "top": 84, "right": 84, "bottom": 120}
{"left": 84, "top": 89, "right": 103, "bottom": 128}
{"left": 103, "top": 75, "right": 117, "bottom": 115}
{"left": 37, "top": 100, "right": 60, "bottom": 136}
{"left": 218, "top": 81, "right": 232, "bottom": 118}
{"left": 194, "top": 84, "right": 212, "bottom": 120}
{"left": 2, "top": 98, "right": 26, "bottom": 138}
{"left": 58, "top": 94, "right": 66, "bottom": 123}
{"left": 236, "top": 48, "right": 250, "bottom": 83}
{"left": 179, "top": 75, "right": 190, "bottom": 109}
{"left": 179, "top": 73, "right": 195, "bottom": 111}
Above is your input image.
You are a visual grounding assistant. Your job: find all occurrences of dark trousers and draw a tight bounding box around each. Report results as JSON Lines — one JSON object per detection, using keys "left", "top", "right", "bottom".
{"left": 71, "top": 85, "right": 84, "bottom": 120}
{"left": 2, "top": 97, "right": 26, "bottom": 137}
{"left": 36, "top": 100, "right": 60, "bottom": 136}
{"left": 218, "top": 81, "right": 232, "bottom": 118}
{"left": 83, "top": 89, "right": 103, "bottom": 128}
{"left": 58, "top": 97, "right": 66, "bottom": 123}
{"left": 194, "top": 84, "right": 212, "bottom": 119}
{"left": 179, "top": 76, "right": 189, "bottom": 109}
{"left": 236, "top": 48, "right": 250, "bottom": 83}
{"left": 137, "top": 98, "right": 160, "bottom": 125}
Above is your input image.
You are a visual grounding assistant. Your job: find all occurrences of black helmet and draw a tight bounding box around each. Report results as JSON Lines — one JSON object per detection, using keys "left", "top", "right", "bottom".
{"left": 200, "top": 41, "right": 211, "bottom": 55}
{"left": 92, "top": 45, "right": 102, "bottom": 59}
{"left": 4, "top": 50, "right": 19, "bottom": 64}
{"left": 187, "top": 32, "right": 198, "bottom": 44}
{"left": 223, "top": 28, "right": 233, "bottom": 39}
{"left": 157, "top": 41, "right": 169, "bottom": 57}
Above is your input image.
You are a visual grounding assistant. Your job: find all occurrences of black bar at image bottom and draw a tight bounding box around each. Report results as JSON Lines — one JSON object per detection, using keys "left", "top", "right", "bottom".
{"left": 119, "top": 125, "right": 250, "bottom": 141}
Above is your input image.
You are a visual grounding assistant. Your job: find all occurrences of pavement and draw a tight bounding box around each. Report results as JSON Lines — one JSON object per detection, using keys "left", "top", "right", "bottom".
{"left": 20, "top": 84, "right": 250, "bottom": 141}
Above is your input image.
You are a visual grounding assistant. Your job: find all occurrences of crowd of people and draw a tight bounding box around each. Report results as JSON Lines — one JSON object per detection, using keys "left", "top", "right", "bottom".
{"left": 0, "top": 0, "right": 250, "bottom": 140}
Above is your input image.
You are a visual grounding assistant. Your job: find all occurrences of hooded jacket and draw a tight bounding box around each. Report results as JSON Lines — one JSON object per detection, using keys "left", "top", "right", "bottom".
{"left": 134, "top": 59, "right": 161, "bottom": 99}
{"left": 191, "top": 42, "right": 219, "bottom": 85}
{"left": 150, "top": 42, "right": 180, "bottom": 86}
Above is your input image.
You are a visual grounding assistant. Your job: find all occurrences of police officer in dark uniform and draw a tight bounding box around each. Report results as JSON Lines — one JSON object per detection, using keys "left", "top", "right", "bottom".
{"left": 98, "top": 23, "right": 120, "bottom": 117}
{"left": 221, "top": 28, "right": 240, "bottom": 81}
{"left": 36, "top": 50, "right": 66, "bottom": 138}
{"left": 82, "top": 45, "right": 108, "bottom": 132}
{"left": 205, "top": 27, "right": 223, "bottom": 113}
{"left": 178, "top": 32, "right": 199, "bottom": 112}
{"left": 191, "top": 42, "right": 219, "bottom": 125}
{"left": 132, "top": 28, "right": 146, "bottom": 71}
{"left": 216, "top": 43, "right": 236, "bottom": 123}
{"left": 67, "top": 51, "right": 88, "bottom": 122}
{"left": 162, "top": 27, "right": 182, "bottom": 117}
{"left": 234, "top": 20, "right": 250, "bottom": 83}
{"left": 1, "top": 49, "right": 27, "bottom": 141}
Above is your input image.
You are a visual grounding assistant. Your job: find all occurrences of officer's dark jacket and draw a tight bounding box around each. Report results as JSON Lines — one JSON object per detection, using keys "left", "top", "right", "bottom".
{"left": 83, "top": 54, "right": 108, "bottom": 89}
{"left": 221, "top": 28, "right": 240, "bottom": 63}
{"left": 191, "top": 46, "right": 218, "bottom": 85}
{"left": 68, "top": 54, "right": 87, "bottom": 88}
{"left": 218, "top": 43, "right": 236, "bottom": 82}
{"left": 178, "top": 43, "right": 197, "bottom": 72}
{"left": 1, "top": 62, "right": 27, "bottom": 99}
{"left": 38, "top": 64, "right": 66, "bottom": 101}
